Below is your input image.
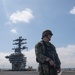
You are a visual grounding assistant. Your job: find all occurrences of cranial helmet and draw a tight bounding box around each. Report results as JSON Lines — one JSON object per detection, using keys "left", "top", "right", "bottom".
{"left": 42, "top": 30, "right": 53, "bottom": 39}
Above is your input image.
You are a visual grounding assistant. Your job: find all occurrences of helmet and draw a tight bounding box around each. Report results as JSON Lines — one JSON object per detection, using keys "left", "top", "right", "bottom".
{"left": 42, "top": 30, "right": 53, "bottom": 39}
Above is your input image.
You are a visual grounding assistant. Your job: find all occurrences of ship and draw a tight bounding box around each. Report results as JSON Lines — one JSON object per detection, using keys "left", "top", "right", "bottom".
{"left": 5, "top": 36, "right": 28, "bottom": 71}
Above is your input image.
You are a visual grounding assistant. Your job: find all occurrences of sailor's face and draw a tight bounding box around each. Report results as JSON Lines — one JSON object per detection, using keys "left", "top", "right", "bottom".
{"left": 47, "top": 35, "right": 52, "bottom": 41}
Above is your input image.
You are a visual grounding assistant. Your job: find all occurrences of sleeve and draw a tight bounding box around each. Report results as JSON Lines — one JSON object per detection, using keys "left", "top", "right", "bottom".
{"left": 51, "top": 44, "right": 61, "bottom": 68}
{"left": 55, "top": 52, "right": 61, "bottom": 68}
{"left": 54, "top": 48, "right": 61, "bottom": 68}
{"left": 35, "top": 43, "right": 48, "bottom": 63}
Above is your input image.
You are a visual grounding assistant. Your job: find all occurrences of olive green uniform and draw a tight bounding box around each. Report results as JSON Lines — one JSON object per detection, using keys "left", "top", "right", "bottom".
{"left": 35, "top": 40, "right": 61, "bottom": 75}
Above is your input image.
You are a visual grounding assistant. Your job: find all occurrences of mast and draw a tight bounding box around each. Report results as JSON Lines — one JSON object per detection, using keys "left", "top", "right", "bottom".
{"left": 12, "top": 36, "right": 27, "bottom": 53}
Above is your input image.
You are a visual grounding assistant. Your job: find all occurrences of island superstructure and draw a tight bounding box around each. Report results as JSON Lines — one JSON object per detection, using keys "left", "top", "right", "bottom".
{"left": 5, "top": 36, "right": 28, "bottom": 71}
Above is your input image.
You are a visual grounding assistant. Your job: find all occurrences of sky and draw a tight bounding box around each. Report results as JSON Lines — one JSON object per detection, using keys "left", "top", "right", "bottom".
{"left": 0, "top": 0, "right": 75, "bottom": 69}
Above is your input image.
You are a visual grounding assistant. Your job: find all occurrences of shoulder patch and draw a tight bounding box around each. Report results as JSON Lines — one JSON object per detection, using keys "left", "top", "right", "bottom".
{"left": 35, "top": 41, "right": 43, "bottom": 48}
{"left": 38, "top": 42, "right": 43, "bottom": 46}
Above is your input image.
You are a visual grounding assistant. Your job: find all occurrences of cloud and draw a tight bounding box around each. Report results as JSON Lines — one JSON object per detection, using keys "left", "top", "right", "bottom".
{"left": 11, "top": 28, "right": 18, "bottom": 34}
{"left": 57, "top": 45, "right": 75, "bottom": 68}
{"left": 0, "top": 45, "right": 75, "bottom": 69}
{"left": 0, "top": 52, "right": 11, "bottom": 69}
{"left": 9, "top": 8, "right": 34, "bottom": 23}
{"left": 69, "top": 7, "right": 75, "bottom": 15}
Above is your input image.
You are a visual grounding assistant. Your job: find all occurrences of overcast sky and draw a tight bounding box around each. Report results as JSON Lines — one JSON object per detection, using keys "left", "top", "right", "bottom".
{"left": 0, "top": 0, "right": 75, "bottom": 69}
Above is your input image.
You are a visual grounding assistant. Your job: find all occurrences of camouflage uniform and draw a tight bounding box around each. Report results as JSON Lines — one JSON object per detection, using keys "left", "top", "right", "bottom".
{"left": 35, "top": 40, "right": 61, "bottom": 75}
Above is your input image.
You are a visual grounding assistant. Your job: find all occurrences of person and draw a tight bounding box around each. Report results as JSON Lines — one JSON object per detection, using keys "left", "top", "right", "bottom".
{"left": 35, "top": 30, "right": 61, "bottom": 75}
